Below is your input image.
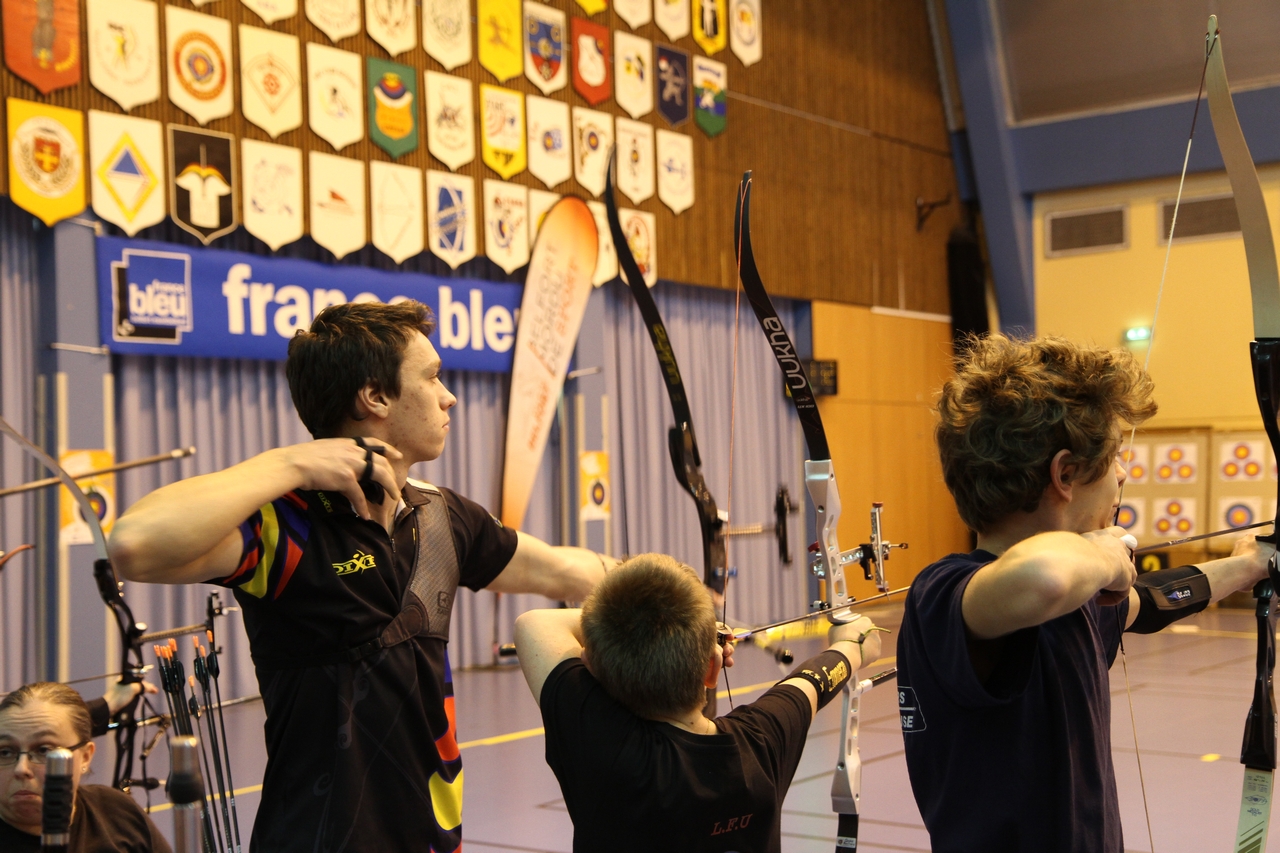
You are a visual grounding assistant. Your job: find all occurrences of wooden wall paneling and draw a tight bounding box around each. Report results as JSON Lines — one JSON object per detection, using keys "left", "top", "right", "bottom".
{"left": 1, "top": 0, "right": 960, "bottom": 311}
{"left": 812, "top": 301, "right": 968, "bottom": 599}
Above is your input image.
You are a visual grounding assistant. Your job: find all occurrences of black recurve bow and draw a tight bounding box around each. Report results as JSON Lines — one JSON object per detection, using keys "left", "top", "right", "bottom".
{"left": 0, "top": 416, "right": 147, "bottom": 791}
{"left": 604, "top": 150, "right": 728, "bottom": 601}
{"left": 734, "top": 171, "right": 904, "bottom": 850}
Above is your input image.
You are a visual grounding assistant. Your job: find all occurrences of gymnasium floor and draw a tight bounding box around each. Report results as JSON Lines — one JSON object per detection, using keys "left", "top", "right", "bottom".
{"left": 128, "top": 600, "right": 1280, "bottom": 852}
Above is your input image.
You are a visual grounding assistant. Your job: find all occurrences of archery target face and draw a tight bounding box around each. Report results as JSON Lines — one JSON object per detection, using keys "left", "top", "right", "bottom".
{"left": 1115, "top": 498, "right": 1145, "bottom": 537}
{"left": 1154, "top": 443, "right": 1197, "bottom": 485}
{"left": 1121, "top": 444, "right": 1149, "bottom": 485}
{"left": 57, "top": 450, "right": 117, "bottom": 545}
{"left": 1219, "top": 440, "right": 1265, "bottom": 482}
{"left": 1218, "top": 495, "right": 1262, "bottom": 531}
{"left": 1152, "top": 497, "right": 1196, "bottom": 537}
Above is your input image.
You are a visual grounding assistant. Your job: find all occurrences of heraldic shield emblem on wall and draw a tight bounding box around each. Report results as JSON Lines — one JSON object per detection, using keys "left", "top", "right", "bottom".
{"left": 168, "top": 125, "right": 237, "bottom": 245}
{"left": 368, "top": 56, "right": 420, "bottom": 158}
{"left": 571, "top": 17, "right": 610, "bottom": 106}
{"left": 523, "top": 2, "right": 566, "bottom": 95}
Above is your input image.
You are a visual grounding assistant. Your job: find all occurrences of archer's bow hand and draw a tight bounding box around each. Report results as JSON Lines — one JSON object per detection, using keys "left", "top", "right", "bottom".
{"left": 828, "top": 616, "right": 883, "bottom": 669}
{"left": 1227, "top": 533, "right": 1278, "bottom": 587}
{"left": 103, "top": 679, "right": 159, "bottom": 714}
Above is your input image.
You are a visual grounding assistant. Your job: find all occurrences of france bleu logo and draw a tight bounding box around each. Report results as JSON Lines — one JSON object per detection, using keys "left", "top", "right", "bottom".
{"left": 110, "top": 249, "right": 194, "bottom": 344}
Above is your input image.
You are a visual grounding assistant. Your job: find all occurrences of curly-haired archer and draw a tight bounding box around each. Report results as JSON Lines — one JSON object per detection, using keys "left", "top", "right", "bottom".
{"left": 935, "top": 334, "right": 1157, "bottom": 534}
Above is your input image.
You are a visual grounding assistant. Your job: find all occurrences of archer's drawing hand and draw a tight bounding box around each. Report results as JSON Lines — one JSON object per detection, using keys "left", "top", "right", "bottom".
{"left": 282, "top": 438, "right": 402, "bottom": 519}
{"left": 1085, "top": 526, "right": 1138, "bottom": 606}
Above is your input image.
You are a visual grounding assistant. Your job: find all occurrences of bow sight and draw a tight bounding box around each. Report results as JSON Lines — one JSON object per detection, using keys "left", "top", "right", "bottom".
{"left": 809, "top": 499, "right": 908, "bottom": 613}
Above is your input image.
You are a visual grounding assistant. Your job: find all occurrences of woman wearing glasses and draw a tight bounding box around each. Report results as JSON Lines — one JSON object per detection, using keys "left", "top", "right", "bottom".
{"left": 0, "top": 682, "right": 170, "bottom": 852}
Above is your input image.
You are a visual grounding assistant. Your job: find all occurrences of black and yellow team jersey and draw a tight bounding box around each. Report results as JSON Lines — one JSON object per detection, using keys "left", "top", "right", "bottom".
{"left": 216, "top": 481, "right": 518, "bottom": 853}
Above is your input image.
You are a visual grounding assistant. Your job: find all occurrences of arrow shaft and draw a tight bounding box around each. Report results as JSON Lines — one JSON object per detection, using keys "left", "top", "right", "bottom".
{"left": 1133, "top": 519, "right": 1275, "bottom": 554}
{"left": 0, "top": 447, "right": 196, "bottom": 499}
{"left": 732, "top": 586, "right": 911, "bottom": 641}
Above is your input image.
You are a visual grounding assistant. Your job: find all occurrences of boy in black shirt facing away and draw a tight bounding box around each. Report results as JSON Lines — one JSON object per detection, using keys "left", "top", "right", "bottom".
{"left": 897, "top": 334, "right": 1275, "bottom": 853}
{"left": 515, "top": 553, "right": 883, "bottom": 853}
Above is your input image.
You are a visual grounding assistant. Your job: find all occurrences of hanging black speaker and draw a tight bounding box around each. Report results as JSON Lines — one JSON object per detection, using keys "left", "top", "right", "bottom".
{"left": 947, "top": 222, "right": 990, "bottom": 349}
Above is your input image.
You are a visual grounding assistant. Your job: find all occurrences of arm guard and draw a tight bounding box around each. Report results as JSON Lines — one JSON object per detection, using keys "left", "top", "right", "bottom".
{"left": 1127, "top": 564, "right": 1211, "bottom": 634}
{"left": 783, "top": 649, "right": 854, "bottom": 710}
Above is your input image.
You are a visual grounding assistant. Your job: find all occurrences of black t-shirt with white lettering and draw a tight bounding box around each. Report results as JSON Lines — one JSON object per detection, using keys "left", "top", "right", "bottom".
{"left": 218, "top": 482, "right": 517, "bottom": 853}
{"left": 896, "top": 549, "right": 1130, "bottom": 853}
{"left": 541, "top": 658, "right": 811, "bottom": 853}
{"left": 0, "top": 784, "right": 171, "bottom": 853}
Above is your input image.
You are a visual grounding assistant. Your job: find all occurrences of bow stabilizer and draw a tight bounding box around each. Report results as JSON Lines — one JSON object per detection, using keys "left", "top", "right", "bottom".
{"left": 1203, "top": 16, "right": 1280, "bottom": 849}
{"left": 734, "top": 171, "right": 905, "bottom": 851}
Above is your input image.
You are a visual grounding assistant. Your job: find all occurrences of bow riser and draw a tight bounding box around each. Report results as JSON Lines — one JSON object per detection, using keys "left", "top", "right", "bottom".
{"left": 806, "top": 459, "right": 849, "bottom": 611}
{"left": 831, "top": 687, "right": 862, "bottom": 850}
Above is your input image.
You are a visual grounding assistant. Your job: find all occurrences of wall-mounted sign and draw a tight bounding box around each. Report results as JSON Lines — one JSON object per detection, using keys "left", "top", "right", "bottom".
{"left": 96, "top": 236, "right": 522, "bottom": 372}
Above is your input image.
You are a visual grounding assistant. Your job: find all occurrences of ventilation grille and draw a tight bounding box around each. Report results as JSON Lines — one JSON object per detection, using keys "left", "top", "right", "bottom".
{"left": 1045, "top": 207, "right": 1126, "bottom": 256}
{"left": 1160, "top": 195, "right": 1240, "bottom": 242}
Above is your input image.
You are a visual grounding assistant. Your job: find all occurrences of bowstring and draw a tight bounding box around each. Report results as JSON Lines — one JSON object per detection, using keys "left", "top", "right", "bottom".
{"left": 1112, "top": 36, "right": 1213, "bottom": 853}
{"left": 721, "top": 179, "right": 752, "bottom": 711}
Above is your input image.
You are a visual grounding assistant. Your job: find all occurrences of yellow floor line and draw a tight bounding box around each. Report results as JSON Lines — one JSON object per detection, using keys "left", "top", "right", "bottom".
{"left": 147, "top": 784, "right": 263, "bottom": 813}
{"left": 458, "top": 726, "right": 546, "bottom": 749}
{"left": 144, "top": 656, "right": 898, "bottom": 812}
{"left": 1170, "top": 625, "right": 1270, "bottom": 640}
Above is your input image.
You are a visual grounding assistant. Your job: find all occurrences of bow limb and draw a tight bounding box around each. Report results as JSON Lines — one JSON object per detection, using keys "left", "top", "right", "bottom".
{"left": 734, "top": 172, "right": 904, "bottom": 852}
{"left": 0, "top": 415, "right": 147, "bottom": 790}
{"left": 604, "top": 150, "right": 728, "bottom": 598}
{"left": 1203, "top": 16, "right": 1280, "bottom": 849}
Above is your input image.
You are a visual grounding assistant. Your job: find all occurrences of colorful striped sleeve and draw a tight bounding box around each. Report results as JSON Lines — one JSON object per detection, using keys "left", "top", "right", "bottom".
{"left": 218, "top": 491, "right": 311, "bottom": 600}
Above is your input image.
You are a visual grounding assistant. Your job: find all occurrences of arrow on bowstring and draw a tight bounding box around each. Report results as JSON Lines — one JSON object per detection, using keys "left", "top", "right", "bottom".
{"left": 1202, "top": 16, "right": 1280, "bottom": 850}
{"left": 724, "top": 586, "right": 912, "bottom": 644}
{"left": 0, "top": 416, "right": 148, "bottom": 791}
{"left": 1131, "top": 519, "right": 1274, "bottom": 555}
{"left": 733, "top": 170, "right": 906, "bottom": 852}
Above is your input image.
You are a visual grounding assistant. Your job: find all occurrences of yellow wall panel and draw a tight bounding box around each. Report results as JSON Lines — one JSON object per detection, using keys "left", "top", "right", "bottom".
{"left": 812, "top": 302, "right": 970, "bottom": 599}
{"left": 1033, "top": 168, "right": 1280, "bottom": 431}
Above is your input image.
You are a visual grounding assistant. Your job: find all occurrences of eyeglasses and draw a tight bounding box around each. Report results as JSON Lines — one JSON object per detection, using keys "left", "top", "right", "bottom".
{"left": 0, "top": 741, "right": 89, "bottom": 767}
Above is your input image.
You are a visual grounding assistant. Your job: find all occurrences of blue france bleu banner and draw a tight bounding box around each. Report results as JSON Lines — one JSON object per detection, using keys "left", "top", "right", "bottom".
{"left": 96, "top": 236, "right": 522, "bottom": 372}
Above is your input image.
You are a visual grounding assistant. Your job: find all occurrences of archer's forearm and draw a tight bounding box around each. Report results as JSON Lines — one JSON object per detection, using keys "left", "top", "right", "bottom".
{"left": 488, "top": 534, "right": 610, "bottom": 601}
{"left": 514, "top": 608, "right": 585, "bottom": 702}
{"left": 964, "top": 532, "right": 1121, "bottom": 638}
{"left": 109, "top": 447, "right": 305, "bottom": 582}
{"left": 1199, "top": 552, "right": 1271, "bottom": 604}
{"left": 544, "top": 545, "right": 613, "bottom": 601}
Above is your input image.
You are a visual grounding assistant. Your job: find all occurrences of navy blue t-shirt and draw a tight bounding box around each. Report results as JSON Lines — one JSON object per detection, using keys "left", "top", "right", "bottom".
{"left": 896, "top": 549, "right": 1130, "bottom": 853}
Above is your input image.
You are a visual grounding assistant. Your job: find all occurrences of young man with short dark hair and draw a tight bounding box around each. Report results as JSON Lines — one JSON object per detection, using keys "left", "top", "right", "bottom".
{"left": 515, "top": 552, "right": 883, "bottom": 852}
{"left": 897, "top": 334, "right": 1275, "bottom": 852}
{"left": 108, "top": 301, "right": 611, "bottom": 853}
